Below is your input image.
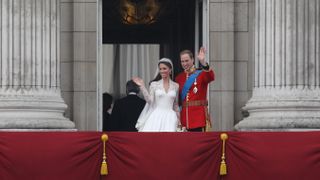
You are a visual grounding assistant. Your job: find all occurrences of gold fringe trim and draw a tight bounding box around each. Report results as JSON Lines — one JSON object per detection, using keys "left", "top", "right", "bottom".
{"left": 220, "top": 133, "right": 228, "bottom": 175}
{"left": 101, "top": 134, "right": 108, "bottom": 175}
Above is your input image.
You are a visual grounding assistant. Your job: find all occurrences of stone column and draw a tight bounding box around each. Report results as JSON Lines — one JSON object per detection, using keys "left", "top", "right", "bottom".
{"left": 236, "top": 0, "right": 320, "bottom": 130}
{"left": 0, "top": 0, "right": 75, "bottom": 129}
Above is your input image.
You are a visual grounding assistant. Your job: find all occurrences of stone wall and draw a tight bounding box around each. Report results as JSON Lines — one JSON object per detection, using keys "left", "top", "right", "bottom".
{"left": 61, "top": 0, "right": 97, "bottom": 130}
{"left": 209, "top": 0, "right": 254, "bottom": 130}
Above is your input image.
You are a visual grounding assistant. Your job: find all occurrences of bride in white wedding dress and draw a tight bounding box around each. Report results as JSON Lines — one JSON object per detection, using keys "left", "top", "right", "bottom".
{"left": 132, "top": 58, "right": 181, "bottom": 132}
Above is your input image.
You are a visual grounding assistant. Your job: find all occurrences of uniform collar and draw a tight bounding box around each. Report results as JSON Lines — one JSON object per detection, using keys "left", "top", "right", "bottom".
{"left": 185, "top": 66, "right": 196, "bottom": 74}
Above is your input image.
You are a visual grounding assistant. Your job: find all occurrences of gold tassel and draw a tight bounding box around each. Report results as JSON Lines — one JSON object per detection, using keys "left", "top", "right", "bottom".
{"left": 220, "top": 160, "right": 227, "bottom": 175}
{"left": 101, "top": 134, "right": 109, "bottom": 175}
{"left": 220, "top": 133, "right": 228, "bottom": 175}
{"left": 101, "top": 161, "right": 108, "bottom": 175}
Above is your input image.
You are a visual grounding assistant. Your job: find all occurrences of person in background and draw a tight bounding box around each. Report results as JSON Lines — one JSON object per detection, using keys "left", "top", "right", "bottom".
{"left": 175, "top": 47, "right": 215, "bottom": 132}
{"left": 102, "top": 92, "right": 113, "bottom": 131}
{"left": 109, "top": 80, "right": 146, "bottom": 131}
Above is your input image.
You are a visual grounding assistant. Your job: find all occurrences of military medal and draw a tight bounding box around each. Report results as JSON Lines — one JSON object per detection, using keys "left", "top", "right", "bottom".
{"left": 193, "top": 87, "right": 198, "bottom": 93}
{"left": 193, "top": 78, "right": 198, "bottom": 94}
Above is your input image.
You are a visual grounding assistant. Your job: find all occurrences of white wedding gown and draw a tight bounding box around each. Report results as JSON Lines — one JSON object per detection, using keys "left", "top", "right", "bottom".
{"left": 136, "top": 79, "right": 180, "bottom": 132}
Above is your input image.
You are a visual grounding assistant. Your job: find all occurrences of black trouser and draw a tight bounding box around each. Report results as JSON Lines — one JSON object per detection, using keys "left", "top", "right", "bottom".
{"left": 187, "top": 127, "right": 204, "bottom": 132}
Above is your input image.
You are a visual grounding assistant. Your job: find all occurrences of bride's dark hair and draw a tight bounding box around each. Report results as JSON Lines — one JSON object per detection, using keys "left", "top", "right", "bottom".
{"left": 149, "top": 61, "right": 172, "bottom": 85}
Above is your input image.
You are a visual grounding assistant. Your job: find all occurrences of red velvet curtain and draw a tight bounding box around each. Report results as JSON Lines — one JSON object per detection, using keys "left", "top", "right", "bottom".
{"left": 0, "top": 132, "right": 101, "bottom": 180}
{"left": 1, "top": 132, "right": 320, "bottom": 180}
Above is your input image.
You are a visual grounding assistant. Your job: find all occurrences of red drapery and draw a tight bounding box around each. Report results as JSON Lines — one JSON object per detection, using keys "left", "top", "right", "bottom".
{"left": 1, "top": 132, "right": 320, "bottom": 180}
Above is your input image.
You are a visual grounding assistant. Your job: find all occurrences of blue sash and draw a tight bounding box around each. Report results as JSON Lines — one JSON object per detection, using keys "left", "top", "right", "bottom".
{"left": 181, "top": 70, "right": 202, "bottom": 101}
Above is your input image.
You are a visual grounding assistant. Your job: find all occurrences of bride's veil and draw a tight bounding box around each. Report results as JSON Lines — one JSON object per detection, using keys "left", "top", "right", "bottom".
{"left": 135, "top": 101, "right": 154, "bottom": 131}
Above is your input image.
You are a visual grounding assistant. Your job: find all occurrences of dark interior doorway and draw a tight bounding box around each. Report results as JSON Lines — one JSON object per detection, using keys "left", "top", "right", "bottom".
{"left": 102, "top": 0, "right": 196, "bottom": 75}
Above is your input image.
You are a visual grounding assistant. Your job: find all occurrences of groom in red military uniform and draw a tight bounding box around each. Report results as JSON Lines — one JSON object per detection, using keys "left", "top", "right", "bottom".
{"left": 175, "top": 47, "right": 215, "bottom": 132}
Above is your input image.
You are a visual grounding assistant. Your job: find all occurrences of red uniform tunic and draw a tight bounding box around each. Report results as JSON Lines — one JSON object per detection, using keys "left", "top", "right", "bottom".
{"left": 175, "top": 69, "right": 215, "bottom": 129}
